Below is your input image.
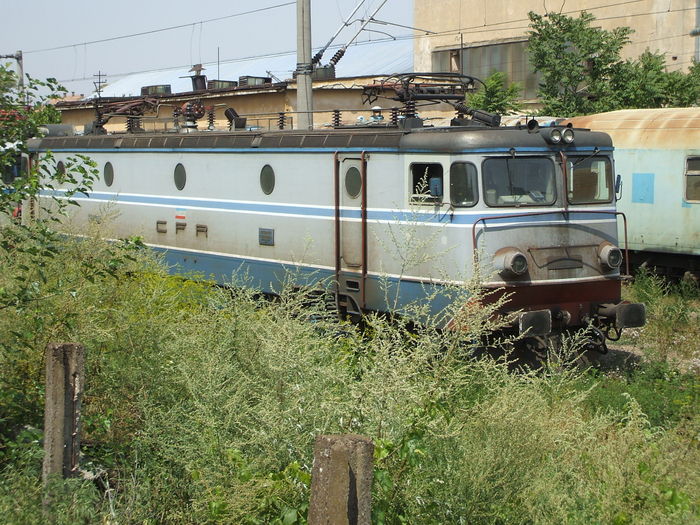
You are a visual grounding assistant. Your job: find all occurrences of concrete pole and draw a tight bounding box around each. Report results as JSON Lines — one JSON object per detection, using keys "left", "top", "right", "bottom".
{"left": 16, "top": 50, "right": 23, "bottom": 89}
{"left": 296, "top": 0, "right": 314, "bottom": 130}
{"left": 42, "top": 343, "right": 85, "bottom": 483}
{"left": 308, "top": 434, "right": 374, "bottom": 525}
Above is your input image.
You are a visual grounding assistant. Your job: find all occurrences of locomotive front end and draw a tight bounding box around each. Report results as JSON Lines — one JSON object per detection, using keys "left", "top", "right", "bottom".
{"left": 469, "top": 124, "right": 645, "bottom": 349}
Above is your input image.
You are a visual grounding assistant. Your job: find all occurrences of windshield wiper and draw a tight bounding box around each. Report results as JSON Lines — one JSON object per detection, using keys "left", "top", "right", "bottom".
{"left": 571, "top": 146, "right": 600, "bottom": 167}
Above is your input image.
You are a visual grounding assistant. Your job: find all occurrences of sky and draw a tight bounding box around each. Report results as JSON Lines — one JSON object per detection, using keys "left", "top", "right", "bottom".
{"left": 0, "top": 0, "right": 414, "bottom": 96}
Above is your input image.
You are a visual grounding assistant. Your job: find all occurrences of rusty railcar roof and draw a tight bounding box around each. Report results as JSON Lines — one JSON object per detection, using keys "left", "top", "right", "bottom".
{"left": 565, "top": 108, "right": 700, "bottom": 150}
{"left": 28, "top": 125, "right": 612, "bottom": 153}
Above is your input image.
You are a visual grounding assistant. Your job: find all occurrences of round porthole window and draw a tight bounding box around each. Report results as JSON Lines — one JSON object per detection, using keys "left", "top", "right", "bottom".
{"left": 56, "top": 160, "right": 66, "bottom": 175}
{"left": 345, "top": 166, "right": 362, "bottom": 198}
{"left": 260, "top": 164, "right": 275, "bottom": 195}
{"left": 104, "top": 162, "right": 114, "bottom": 187}
{"left": 174, "top": 163, "right": 186, "bottom": 190}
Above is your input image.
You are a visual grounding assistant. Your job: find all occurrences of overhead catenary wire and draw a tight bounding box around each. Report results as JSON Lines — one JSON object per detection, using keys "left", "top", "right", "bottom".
{"left": 54, "top": 1, "right": 697, "bottom": 85}
{"left": 23, "top": 2, "right": 296, "bottom": 55}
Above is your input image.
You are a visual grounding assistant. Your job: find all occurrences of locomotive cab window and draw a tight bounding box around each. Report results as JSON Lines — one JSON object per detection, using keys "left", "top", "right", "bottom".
{"left": 686, "top": 157, "right": 700, "bottom": 202}
{"left": 567, "top": 156, "right": 613, "bottom": 204}
{"left": 450, "top": 162, "right": 478, "bottom": 207}
{"left": 410, "top": 163, "right": 443, "bottom": 204}
{"left": 482, "top": 157, "right": 555, "bottom": 207}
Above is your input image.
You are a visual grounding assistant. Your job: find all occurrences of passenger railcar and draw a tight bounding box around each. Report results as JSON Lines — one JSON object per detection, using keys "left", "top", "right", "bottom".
{"left": 25, "top": 112, "right": 645, "bottom": 348}
{"left": 567, "top": 108, "right": 700, "bottom": 277}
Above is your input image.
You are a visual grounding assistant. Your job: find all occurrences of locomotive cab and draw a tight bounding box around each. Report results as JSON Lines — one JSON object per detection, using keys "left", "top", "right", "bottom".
{"left": 461, "top": 124, "right": 645, "bottom": 348}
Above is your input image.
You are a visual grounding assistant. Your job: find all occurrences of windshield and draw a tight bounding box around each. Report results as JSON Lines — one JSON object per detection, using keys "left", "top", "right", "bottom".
{"left": 567, "top": 156, "right": 613, "bottom": 204}
{"left": 482, "top": 157, "right": 556, "bottom": 207}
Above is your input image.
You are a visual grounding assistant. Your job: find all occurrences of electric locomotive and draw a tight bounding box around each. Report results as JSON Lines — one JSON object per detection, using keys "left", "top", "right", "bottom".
{"left": 24, "top": 74, "right": 645, "bottom": 349}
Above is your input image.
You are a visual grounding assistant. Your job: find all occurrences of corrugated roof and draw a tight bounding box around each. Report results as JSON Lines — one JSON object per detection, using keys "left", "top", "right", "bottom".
{"left": 93, "top": 38, "right": 413, "bottom": 98}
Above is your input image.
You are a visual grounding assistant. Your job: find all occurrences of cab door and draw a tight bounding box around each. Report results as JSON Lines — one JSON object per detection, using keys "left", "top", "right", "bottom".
{"left": 334, "top": 153, "right": 368, "bottom": 313}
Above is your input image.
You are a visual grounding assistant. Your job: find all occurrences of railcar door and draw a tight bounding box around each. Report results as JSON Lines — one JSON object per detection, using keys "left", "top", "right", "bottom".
{"left": 334, "top": 153, "right": 368, "bottom": 313}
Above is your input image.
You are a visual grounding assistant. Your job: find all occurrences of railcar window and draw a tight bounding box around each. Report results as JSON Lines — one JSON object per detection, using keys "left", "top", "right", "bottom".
{"left": 345, "top": 166, "right": 362, "bottom": 198}
{"left": 104, "top": 162, "right": 114, "bottom": 187}
{"left": 174, "top": 163, "right": 186, "bottom": 191}
{"left": 567, "top": 156, "right": 613, "bottom": 204}
{"left": 260, "top": 164, "right": 275, "bottom": 195}
{"left": 56, "top": 160, "right": 66, "bottom": 176}
{"left": 686, "top": 157, "right": 700, "bottom": 201}
{"left": 450, "top": 162, "right": 478, "bottom": 207}
{"left": 410, "top": 163, "right": 443, "bottom": 204}
{"left": 1, "top": 156, "right": 19, "bottom": 185}
{"left": 482, "top": 157, "right": 555, "bottom": 207}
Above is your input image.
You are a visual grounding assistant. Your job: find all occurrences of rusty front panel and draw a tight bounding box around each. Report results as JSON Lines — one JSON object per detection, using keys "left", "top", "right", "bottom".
{"left": 483, "top": 278, "right": 622, "bottom": 326}
{"left": 475, "top": 215, "right": 621, "bottom": 283}
{"left": 565, "top": 108, "right": 700, "bottom": 150}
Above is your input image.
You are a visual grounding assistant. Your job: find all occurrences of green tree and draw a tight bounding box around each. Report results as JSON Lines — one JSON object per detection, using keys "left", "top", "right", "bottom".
{"left": 664, "top": 60, "right": 700, "bottom": 107}
{"left": 527, "top": 11, "right": 632, "bottom": 115}
{"left": 527, "top": 11, "right": 700, "bottom": 115}
{"left": 0, "top": 63, "right": 132, "bottom": 314}
{"left": 467, "top": 71, "right": 522, "bottom": 114}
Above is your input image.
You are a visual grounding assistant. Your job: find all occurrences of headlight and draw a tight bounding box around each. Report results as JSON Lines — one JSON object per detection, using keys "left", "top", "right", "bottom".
{"left": 562, "top": 128, "right": 575, "bottom": 144}
{"left": 543, "top": 128, "right": 562, "bottom": 144}
{"left": 598, "top": 244, "right": 622, "bottom": 269}
{"left": 495, "top": 248, "right": 529, "bottom": 276}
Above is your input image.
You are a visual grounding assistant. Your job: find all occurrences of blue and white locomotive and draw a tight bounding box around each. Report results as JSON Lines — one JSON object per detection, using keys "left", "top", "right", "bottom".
{"left": 25, "top": 77, "right": 645, "bottom": 349}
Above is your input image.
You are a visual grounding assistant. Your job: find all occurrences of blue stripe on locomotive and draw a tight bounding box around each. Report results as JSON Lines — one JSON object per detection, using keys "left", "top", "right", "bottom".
{"left": 155, "top": 246, "right": 457, "bottom": 320}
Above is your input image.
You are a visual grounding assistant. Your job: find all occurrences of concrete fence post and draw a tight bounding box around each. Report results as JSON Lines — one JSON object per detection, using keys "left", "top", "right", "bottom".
{"left": 42, "top": 342, "right": 85, "bottom": 484}
{"left": 308, "top": 434, "right": 374, "bottom": 525}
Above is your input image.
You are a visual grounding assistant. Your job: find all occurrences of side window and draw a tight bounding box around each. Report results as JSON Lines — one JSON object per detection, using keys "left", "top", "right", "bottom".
{"left": 345, "top": 166, "right": 362, "bottom": 198}
{"left": 567, "top": 156, "right": 613, "bottom": 204}
{"left": 450, "top": 162, "right": 478, "bottom": 207}
{"left": 1, "top": 155, "right": 19, "bottom": 185}
{"left": 104, "top": 162, "right": 114, "bottom": 187}
{"left": 686, "top": 157, "right": 700, "bottom": 201}
{"left": 260, "top": 164, "right": 275, "bottom": 195}
{"left": 174, "top": 163, "right": 186, "bottom": 191}
{"left": 410, "top": 163, "right": 443, "bottom": 204}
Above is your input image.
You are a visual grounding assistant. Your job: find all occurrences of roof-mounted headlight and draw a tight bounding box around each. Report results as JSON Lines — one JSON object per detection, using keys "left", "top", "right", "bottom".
{"left": 495, "top": 248, "right": 529, "bottom": 277}
{"left": 542, "top": 128, "right": 562, "bottom": 144}
{"left": 598, "top": 243, "right": 622, "bottom": 269}
{"left": 562, "top": 128, "right": 575, "bottom": 144}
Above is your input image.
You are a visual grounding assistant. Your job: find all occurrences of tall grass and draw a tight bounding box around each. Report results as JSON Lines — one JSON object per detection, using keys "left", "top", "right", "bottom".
{"left": 623, "top": 267, "right": 700, "bottom": 365}
{"left": 0, "top": 227, "right": 698, "bottom": 524}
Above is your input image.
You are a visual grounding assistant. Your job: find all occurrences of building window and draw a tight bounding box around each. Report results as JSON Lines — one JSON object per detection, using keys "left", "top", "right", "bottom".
{"left": 174, "top": 163, "right": 186, "bottom": 191}
{"left": 686, "top": 157, "right": 700, "bottom": 201}
{"left": 104, "top": 162, "right": 114, "bottom": 187}
{"left": 433, "top": 40, "right": 540, "bottom": 100}
{"left": 450, "top": 162, "right": 478, "bottom": 207}
{"left": 260, "top": 164, "right": 275, "bottom": 195}
{"left": 411, "top": 163, "right": 443, "bottom": 204}
{"left": 345, "top": 166, "right": 362, "bottom": 198}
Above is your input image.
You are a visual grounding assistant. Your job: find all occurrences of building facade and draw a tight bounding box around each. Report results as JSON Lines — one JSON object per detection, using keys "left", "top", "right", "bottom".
{"left": 414, "top": 0, "right": 699, "bottom": 102}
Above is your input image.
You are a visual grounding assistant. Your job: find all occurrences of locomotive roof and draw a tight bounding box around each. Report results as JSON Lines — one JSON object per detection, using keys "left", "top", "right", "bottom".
{"left": 28, "top": 125, "right": 612, "bottom": 153}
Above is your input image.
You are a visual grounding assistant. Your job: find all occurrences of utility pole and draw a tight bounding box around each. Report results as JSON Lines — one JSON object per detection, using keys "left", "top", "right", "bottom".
{"left": 0, "top": 50, "right": 24, "bottom": 89}
{"left": 296, "top": 0, "right": 314, "bottom": 130}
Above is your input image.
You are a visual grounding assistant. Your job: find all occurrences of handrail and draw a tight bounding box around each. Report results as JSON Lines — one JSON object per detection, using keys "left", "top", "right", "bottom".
{"left": 471, "top": 209, "right": 630, "bottom": 276}
{"left": 333, "top": 152, "right": 341, "bottom": 308}
{"left": 360, "top": 151, "right": 368, "bottom": 309}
